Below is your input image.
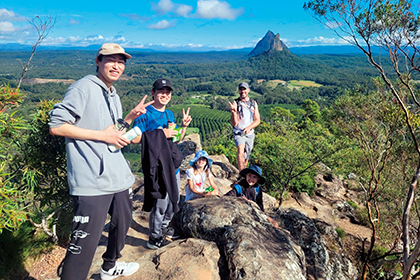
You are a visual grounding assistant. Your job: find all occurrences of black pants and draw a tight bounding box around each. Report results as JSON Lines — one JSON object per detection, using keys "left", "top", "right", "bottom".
{"left": 60, "top": 189, "right": 133, "bottom": 280}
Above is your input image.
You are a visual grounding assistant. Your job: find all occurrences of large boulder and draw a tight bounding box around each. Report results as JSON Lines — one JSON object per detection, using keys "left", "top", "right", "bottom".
{"left": 279, "top": 208, "right": 358, "bottom": 280}
{"left": 180, "top": 196, "right": 307, "bottom": 280}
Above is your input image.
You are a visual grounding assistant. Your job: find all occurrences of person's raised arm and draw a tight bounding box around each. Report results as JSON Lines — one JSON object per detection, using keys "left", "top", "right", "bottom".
{"left": 229, "top": 101, "right": 238, "bottom": 127}
{"left": 179, "top": 107, "right": 192, "bottom": 141}
{"left": 124, "top": 95, "right": 154, "bottom": 125}
{"left": 50, "top": 123, "right": 130, "bottom": 148}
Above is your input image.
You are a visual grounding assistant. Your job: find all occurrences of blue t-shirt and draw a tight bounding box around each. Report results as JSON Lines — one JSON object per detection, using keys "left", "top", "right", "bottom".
{"left": 134, "top": 104, "right": 180, "bottom": 174}
{"left": 133, "top": 104, "right": 176, "bottom": 132}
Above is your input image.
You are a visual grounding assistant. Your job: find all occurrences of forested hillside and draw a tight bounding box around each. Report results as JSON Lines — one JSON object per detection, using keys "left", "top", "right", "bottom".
{"left": 1, "top": 48, "right": 381, "bottom": 129}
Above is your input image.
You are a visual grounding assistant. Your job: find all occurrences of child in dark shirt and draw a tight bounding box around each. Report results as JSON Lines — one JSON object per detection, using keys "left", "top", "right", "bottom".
{"left": 225, "top": 165, "right": 278, "bottom": 228}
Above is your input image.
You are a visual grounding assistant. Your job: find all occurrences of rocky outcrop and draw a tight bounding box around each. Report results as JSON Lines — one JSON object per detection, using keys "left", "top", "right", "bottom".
{"left": 42, "top": 133, "right": 364, "bottom": 280}
{"left": 180, "top": 196, "right": 307, "bottom": 279}
{"left": 248, "top": 30, "right": 290, "bottom": 57}
{"left": 279, "top": 209, "right": 358, "bottom": 280}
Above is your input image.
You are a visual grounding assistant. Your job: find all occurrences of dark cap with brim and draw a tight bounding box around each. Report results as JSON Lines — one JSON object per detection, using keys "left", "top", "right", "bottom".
{"left": 153, "top": 78, "right": 173, "bottom": 91}
{"left": 238, "top": 82, "right": 250, "bottom": 89}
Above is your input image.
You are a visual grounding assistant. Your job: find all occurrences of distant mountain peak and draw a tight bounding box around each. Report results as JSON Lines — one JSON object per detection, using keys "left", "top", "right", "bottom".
{"left": 248, "top": 30, "right": 289, "bottom": 57}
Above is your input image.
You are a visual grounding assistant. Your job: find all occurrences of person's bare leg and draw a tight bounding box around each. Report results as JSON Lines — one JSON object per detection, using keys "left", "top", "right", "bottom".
{"left": 237, "top": 144, "right": 245, "bottom": 171}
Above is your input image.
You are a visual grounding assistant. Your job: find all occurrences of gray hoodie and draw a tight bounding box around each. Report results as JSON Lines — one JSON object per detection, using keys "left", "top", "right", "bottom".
{"left": 49, "top": 75, "right": 134, "bottom": 196}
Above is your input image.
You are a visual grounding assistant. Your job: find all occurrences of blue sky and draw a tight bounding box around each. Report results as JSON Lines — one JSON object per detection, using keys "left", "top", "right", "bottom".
{"left": 0, "top": 0, "right": 348, "bottom": 51}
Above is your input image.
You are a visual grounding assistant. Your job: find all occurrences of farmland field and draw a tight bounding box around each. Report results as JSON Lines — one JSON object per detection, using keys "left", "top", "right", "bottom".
{"left": 288, "top": 80, "right": 322, "bottom": 88}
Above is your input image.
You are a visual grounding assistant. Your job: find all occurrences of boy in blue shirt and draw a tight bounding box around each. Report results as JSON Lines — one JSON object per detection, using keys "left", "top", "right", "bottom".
{"left": 132, "top": 78, "right": 192, "bottom": 249}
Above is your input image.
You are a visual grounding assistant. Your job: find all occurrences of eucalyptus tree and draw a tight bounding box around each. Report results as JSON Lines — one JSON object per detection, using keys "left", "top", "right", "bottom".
{"left": 304, "top": 0, "right": 420, "bottom": 278}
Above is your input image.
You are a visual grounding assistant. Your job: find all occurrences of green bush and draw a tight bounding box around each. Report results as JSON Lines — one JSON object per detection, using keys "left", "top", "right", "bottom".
{"left": 347, "top": 200, "right": 358, "bottom": 210}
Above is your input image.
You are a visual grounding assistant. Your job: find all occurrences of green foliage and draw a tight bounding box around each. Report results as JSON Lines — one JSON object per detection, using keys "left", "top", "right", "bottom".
{"left": 0, "top": 220, "right": 55, "bottom": 280}
{"left": 0, "top": 161, "right": 28, "bottom": 233}
{"left": 259, "top": 104, "right": 301, "bottom": 120}
{"left": 253, "top": 101, "right": 341, "bottom": 201}
{"left": 327, "top": 87, "right": 413, "bottom": 248}
{"left": 12, "top": 100, "right": 72, "bottom": 242}
{"left": 204, "top": 123, "right": 237, "bottom": 165}
{"left": 0, "top": 49, "right": 389, "bottom": 117}
{"left": 0, "top": 85, "right": 28, "bottom": 232}
{"left": 0, "top": 84, "right": 24, "bottom": 112}
{"left": 347, "top": 200, "right": 358, "bottom": 210}
{"left": 15, "top": 100, "right": 69, "bottom": 208}
{"left": 335, "top": 227, "right": 346, "bottom": 238}
{"left": 123, "top": 152, "right": 143, "bottom": 175}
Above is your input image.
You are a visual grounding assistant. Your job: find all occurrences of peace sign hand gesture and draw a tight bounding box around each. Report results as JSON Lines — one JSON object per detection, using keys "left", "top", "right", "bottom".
{"left": 229, "top": 101, "right": 237, "bottom": 114}
{"left": 125, "top": 95, "right": 155, "bottom": 123}
{"left": 182, "top": 107, "right": 192, "bottom": 127}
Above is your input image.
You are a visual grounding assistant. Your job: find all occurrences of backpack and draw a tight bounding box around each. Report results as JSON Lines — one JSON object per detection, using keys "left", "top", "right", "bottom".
{"left": 233, "top": 183, "right": 260, "bottom": 198}
{"left": 235, "top": 98, "right": 256, "bottom": 119}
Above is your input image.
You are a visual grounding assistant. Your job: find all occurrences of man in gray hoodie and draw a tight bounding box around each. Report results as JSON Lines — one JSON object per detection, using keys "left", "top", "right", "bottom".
{"left": 49, "top": 43, "right": 153, "bottom": 280}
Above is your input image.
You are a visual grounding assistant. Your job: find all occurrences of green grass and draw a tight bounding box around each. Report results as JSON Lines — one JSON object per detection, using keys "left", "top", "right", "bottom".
{"left": 288, "top": 80, "right": 323, "bottom": 89}
{"left": 347, "top": 200, "right": 358, "bottom": 210}
{"left": 335, "top": 227, "right": 346, "bottom": 239}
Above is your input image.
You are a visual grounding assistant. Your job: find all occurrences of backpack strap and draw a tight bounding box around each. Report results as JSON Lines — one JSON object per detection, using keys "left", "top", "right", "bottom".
{"left": 234, "top": 184, "right": 243, "bottom": 196}
{"left": 255, "top": 185, "right": 260, "bottom": 197}
{"left": 236, "top": 98, "right": 256, "bottom": 111}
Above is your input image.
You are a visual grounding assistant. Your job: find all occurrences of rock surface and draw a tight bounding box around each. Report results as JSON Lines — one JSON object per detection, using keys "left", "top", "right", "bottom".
{"left": 27, "top": 134, "right": 368, "bottom": 280}
{"left": 181, "top": 196, "right": 307, "bottom": 280}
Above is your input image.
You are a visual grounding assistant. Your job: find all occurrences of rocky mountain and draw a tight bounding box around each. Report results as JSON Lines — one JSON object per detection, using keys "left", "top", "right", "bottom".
{"left": 248, "top": 30, "right": 290, "bottom": 57}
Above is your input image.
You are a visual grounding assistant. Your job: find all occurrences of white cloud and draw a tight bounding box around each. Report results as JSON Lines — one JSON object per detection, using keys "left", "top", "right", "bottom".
{"left": 195, "top": 0, "right": 244, "bottom": 20}
{"left": 151, "top": 0, "right": 193, "bottom": 18}
{"left": 42, "top": 34, "right": 130, "bottom": 47}
{"left": 303, "top": 36, "right": 348, "bottom": 45}
{"left": 148, "top": 19, "right": 176, "bottom": 30}
{"left": 176, "top": 4, "right": 193, "bottom": 17}
{"left": 86, "top": 34, "right": 104, "bottom": 41}
{"left": 0, "top": 8, "right": 27, "bottom": 22}
{"left": 68, "top": 18, "right": 80, "bottom": 26}
{"left": 282, "top": 36, "right": 351, "bottom": 47}
{"left": 152, "top": 0, "right": 175, "bottom": 15}
{"left": 0, "top": 21, "right": 15, "bottom": 32}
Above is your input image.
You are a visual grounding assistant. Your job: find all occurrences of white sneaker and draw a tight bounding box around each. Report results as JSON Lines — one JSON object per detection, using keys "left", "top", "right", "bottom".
{"left": 100, "top": 261, "right": 140, "bottom": 280}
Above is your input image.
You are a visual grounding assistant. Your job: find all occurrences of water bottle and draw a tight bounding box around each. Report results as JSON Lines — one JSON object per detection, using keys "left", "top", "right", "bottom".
{"left": 108, "top": 126, "right": 142, "bottom": 152}
{"left": 114, "top": 118, "right": 129, "bottom": 131}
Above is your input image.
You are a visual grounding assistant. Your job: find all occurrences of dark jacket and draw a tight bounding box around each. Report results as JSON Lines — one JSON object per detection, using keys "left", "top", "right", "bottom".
{"left": 141, "top": 129, "right": 183, "bottom": 212}
{"left": 225, "top": 178, "right": 264, "bottom": 211}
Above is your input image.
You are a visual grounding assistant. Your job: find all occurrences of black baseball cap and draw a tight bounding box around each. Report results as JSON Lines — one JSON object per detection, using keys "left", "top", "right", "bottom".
{"left": 153, "top": 78, "right": 173, "bottom": 91}
{"left": 238, "top": 82, "right": 250, "bottom": 89}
